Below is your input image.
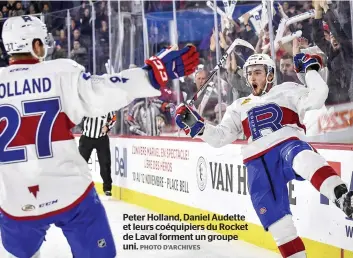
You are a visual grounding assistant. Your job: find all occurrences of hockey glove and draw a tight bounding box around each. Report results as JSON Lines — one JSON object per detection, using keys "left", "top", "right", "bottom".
{"left": 293, "top": 53, "right": 323, "bottom": 73}
{"left": 143, "top": 45, "right": 199, "bottom": 90}
{"left": 175, "top": 103, "right": 205, "bottom": 138}
{"left": 161, "top": 102, "right": 171, "bottom": 113}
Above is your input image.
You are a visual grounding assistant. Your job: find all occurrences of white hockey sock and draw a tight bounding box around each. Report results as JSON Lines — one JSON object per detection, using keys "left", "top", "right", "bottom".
{"left": 268, "top": 215, "right": 306, "bottom": 258}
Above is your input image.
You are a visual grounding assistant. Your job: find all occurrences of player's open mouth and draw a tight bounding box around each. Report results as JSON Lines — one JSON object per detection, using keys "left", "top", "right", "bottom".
{"left": 252, "top": 83, "right": 258, "bottom": 90}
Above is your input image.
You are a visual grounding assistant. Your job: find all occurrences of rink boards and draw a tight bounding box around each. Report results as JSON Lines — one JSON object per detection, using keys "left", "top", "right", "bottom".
{"left": 78, "top": 135, "right": 353, "bottom": 258}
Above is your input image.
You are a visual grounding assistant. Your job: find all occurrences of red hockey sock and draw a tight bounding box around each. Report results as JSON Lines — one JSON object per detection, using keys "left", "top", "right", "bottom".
{"left": 278, "top": 237, "right": 306, "bottom": 258}
{"left": 310, "top": 165, "right": 338, "bottom": 191}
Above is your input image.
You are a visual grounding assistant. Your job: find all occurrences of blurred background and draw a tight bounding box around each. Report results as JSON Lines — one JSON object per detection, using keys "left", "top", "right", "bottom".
{"left": 0, "top": 0, "right": 351, "bottom": 144}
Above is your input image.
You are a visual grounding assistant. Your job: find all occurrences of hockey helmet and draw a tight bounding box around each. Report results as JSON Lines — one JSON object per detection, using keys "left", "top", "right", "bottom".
{"left": 2, "top": 15, "right": 51, "bottom": 60}
{"left": 243, "top": 54, "right": 277, "bottom": 91}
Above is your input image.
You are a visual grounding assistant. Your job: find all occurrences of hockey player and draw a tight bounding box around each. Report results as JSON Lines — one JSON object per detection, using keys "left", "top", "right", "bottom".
{"left": 175, "top": 53, "right": 353, "bottom": 258}
{"left": 0, "top": 16, "right": 199, "bottom": 258}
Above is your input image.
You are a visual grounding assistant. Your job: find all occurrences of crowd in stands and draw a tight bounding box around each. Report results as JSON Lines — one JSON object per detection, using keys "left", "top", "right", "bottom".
{"left": 181, "top": 0, "right": 353, "bottom": 127}
{"left": 134, "top": 0, "right": 353, "bottom": 137}
{"left": 0, "top": 1, "right": 351, "bottom": 138}
{"left": 0, "top": 1, "right": 111, "bottom": 74}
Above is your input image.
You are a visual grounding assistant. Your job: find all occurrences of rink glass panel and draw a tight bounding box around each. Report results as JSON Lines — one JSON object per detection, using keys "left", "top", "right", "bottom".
{"left": 35, "top": 0, "right": 353, "bottom": 144}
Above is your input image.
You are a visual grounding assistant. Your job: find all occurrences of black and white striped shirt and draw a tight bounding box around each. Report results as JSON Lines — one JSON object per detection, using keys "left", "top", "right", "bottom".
{"left": 81, "top": 112, "right": 116, "bottom": 138}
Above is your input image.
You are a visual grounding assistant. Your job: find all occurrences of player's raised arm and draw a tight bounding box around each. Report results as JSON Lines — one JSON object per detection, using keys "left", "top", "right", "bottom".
{"left": 68, "top": 45, "right": 199, "bottom": 120}
{"left": 293, "top": 53, "right": 329, "bottom": 111}
{"left": 175, "top": 102, "right": 242, "bottom": 147}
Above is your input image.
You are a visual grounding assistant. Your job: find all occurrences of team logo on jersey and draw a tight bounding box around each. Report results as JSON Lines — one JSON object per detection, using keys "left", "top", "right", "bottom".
{"left": 97, "top": 239, "right": 107, "bottom": 248}
{"left": 259, "top": 207, "right": 267, "bottom": 214}
{"left": 241, "top": 98, "right": 251, "bottom": 105}
{"left": 196, "top": 157, "right": 207, "bottom": 191}
{"left": 22, "top": 204, "right": 35, "bottom": 212}
{"left": 28, "top": 185, "right": 40, "bottom": 198}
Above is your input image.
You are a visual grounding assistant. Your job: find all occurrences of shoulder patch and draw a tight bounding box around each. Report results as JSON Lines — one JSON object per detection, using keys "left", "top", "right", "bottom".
{"left": 241, "top": 98, "right": 251, "bottom": 105}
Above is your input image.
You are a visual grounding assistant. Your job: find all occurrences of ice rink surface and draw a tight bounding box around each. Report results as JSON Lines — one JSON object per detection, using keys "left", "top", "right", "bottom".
{"left": 0, "top": 198, "right": 281, "bottom": 258}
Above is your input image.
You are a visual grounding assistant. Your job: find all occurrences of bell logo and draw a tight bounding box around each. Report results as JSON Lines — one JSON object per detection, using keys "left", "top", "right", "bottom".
{"left": 115, "top": 147, "right": 127, "bottom": 177}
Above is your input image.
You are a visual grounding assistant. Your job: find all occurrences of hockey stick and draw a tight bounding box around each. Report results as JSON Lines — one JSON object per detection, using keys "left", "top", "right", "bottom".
{"left": 261, "top": 30, "right": 302, "bottom": 52}
{"left": 285, "top": 9, "right": 315, "bottom": 26}
{"left": 238, "top": 4, "right": 262, "bottom": 23}
{"left": 228, "top": 1, "right": 237, "bottom": 17}
{"left": 222, "top": 0, "right": 230, "bottom": 15}
{"left": 206, "top": 0, "right": 233, "bottom": 31}
{"left": 188, "top": 38, "right": 255, "bottom": 106}
{"left": 129, "top": 125, "right": 147, "bottom": 136}
{"left": 207, "top": 1, "right": 228, "bottom": 18}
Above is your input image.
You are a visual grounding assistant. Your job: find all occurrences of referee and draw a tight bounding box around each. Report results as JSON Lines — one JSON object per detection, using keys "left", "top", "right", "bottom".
{"left": 78, "top": 111, "right": 116, "bottom": 196}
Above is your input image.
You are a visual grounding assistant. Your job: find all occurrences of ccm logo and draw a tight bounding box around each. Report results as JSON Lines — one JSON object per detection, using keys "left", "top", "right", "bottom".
{"left": 150, "top": 56, "right": 168, "bottom": 82}
{"left": 39, "top": 199, "right": 58, "bottom": 208}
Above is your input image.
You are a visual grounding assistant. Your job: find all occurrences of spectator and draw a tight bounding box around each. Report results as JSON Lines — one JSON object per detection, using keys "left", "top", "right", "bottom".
{"left": 70, "top": 40, "right": 87, "bottom": 68}
{"left": 70, "top": 18, "right": 79, "bottom": 32}
{"left": 213, "top": 102, "right": 227, "bottom": 125}
{"left": 224, "top": 51, "right": 250, "bottom": 103}
{"left": 321, "top": 22, "right": 330, "bottom": 42}
{"left": 2, "top": 5, "right": 9, "bottom": 18}
{"left": 80, "top": 8, "right": 91, "bottom": 36}
{"left": 41, "top": 2, "right": 52, "bottom": 32}
{"left": 312, "top": 0, "right": 353, "bottom": 105}
{"left": 96, "top": 1, "right": 107, "bottom": 29}
{"left": 72, "top": 28, "right": 89, "bottom": 50}
{"left": 11, "top": 1, "right": 24, "bottom": 17}
{"left": 193, "top": 68, "right": 222, "bottom": 123}
{"left": 6, "top": 1, "right": 16, "bottom": 15}
{"left": 56, "top": 29, "right": 67, "bottom": 49}
{"left": 75, "top": 1, "right": 89, "bottom": 21}
{"left": 98, "top": 20, "right": 109, "bottom": 44}
{"left": 278, "top": 54, "right": 301, "bottom": 84}
{"left": 52, "top": 43, "right": 67, "bottom": 59}
{"left": 27, "top": 4, "right": 37, "bottom": 15}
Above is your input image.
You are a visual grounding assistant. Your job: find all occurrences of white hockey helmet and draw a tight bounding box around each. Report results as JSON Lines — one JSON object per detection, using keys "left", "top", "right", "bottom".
{"left": 243, "top": 54, "right": 276, "bottom": 94}
{"left": 2, "top": 15, "right": 49, "bottom": 60}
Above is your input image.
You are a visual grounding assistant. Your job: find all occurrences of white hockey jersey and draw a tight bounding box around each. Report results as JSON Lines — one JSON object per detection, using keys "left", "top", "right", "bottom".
{"left": 201, "top": 70, "right": 329, "bottom": 163}
{"left": 0, "top": 58, "right": 161, "bottom": 219}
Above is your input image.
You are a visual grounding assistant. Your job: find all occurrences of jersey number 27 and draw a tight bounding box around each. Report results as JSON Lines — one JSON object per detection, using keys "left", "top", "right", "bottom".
{"left": 0, "top": 97, "right": 61, "bottom": 164}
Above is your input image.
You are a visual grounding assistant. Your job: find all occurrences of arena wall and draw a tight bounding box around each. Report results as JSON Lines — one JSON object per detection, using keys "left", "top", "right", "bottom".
{"left": 75, "top": 135, "right": 353, "bottom": 257}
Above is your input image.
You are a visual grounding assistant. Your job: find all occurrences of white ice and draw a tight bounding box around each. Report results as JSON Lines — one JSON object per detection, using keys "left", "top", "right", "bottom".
{"left": 0, "top": 199, "right": 281, "bottom": 258}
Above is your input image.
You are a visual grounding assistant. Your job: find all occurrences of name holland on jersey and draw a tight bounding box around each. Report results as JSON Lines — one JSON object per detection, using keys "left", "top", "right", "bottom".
{"left": 145, "top": 213, "right": 246, "bottom": 221}
{"left": 0, "top": 77, "right": 52, "bottom": 99}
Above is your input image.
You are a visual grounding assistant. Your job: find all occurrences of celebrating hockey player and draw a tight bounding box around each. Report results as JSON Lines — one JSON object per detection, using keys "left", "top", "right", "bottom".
{"left": 175, "top": 53, "right": 353, "bottom": 258}
{"left": 0, "top": 16, "right": 198, "bottom": 258}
